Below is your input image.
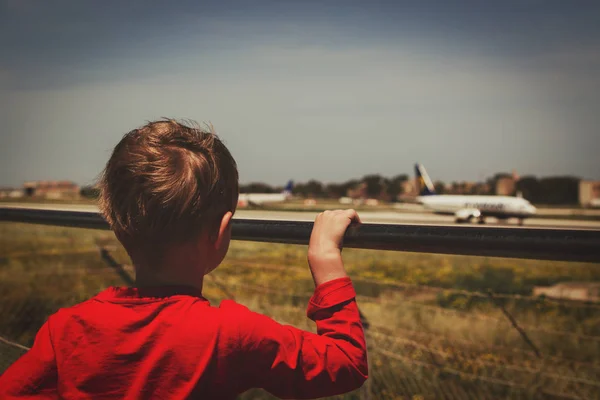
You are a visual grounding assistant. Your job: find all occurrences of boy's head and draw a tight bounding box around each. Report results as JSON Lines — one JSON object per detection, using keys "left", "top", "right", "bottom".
{"left": 98, "top": 119, "right": 238, "bottom": 272}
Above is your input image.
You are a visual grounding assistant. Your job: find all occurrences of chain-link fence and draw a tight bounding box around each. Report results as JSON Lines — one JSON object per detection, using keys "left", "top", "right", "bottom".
{"left": 1, "top": 222, "right": 600, "bottom": 399}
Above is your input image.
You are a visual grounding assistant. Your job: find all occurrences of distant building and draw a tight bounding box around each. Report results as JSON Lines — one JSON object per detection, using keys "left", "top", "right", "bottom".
{"left": 446, "top": 181, "right": 479, "bottom": 195}
{"left": 23, "top": 180, "right": 80, "bottom": 199}
{"left": 533, "top": 282, "right": 600, "bottom": 302}
{"left": 579, "top": 181, "right": 600, "bottom": 207}
{"left": 462, "top": 182, "right": 476, "bottom": 194}
{"left": 401, "top": 179, "right": 417, "bottom": 197}
{"left": 0, "top": 187, "right": 24, "bottom": 199}
{"left": 472, "top": 182, "right": 491, "bottom": 195}
{"left": 495, "top": 177, "right": 516, "bottom": 196}
{"left": 395, "top": 179, "right": 419, "bottom": 202}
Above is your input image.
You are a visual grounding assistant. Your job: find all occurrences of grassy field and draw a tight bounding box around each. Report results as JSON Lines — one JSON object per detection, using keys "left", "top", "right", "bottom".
{"left": 1, "top": 221, "right": 600, "bottom": 399}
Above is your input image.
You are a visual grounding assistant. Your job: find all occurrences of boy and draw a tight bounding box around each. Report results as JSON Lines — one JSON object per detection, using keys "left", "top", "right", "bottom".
{"left": 0, "top": 119, "right": 368, "bottom": 399}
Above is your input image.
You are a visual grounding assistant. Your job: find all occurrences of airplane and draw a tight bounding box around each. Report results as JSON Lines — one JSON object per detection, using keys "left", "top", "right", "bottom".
{"left": 414, "top": 163, "right": 537, "bottom": 224}
{"left": 237, "top": 180, "right": 294, "bottom": 208}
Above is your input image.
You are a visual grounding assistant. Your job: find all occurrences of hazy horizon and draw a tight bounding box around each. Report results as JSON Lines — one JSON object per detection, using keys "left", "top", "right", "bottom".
{"left": 2, "top": 0, "right": 599, "bottom": 187}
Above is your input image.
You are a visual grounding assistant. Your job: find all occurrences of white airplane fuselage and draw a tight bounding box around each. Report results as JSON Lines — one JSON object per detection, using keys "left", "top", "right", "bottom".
{"left": 238, "top": 192, "right": 291, "bottom": 205}
{"left": 417, "top": 194, "right": 537, "bottom": 221}
{"left": 237, "top": 180, "right": 294, "bottom": 207}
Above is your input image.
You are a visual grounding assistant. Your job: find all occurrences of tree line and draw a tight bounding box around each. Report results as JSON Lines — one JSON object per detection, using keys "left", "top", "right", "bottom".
{"left": 236, "top": 174, "right": 409, "bottom": 201}
{"left": 237, "top": 174, "right": 582, "bottom": 205}
{"left": 515, "top": 176, "right": 580, "bottom": 205}
{"left": 79, "top": 174, "right": 583, "bottom": 205}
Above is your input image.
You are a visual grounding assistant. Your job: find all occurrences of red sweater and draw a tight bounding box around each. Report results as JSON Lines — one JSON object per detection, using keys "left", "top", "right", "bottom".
{"left": 0, "top": 277, "right": 368, "bottom": 399}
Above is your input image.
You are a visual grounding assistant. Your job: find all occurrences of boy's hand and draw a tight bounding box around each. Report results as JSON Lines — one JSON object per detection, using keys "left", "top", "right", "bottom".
{"left": 307, "top": 209, "right": 361, "bottom": 287}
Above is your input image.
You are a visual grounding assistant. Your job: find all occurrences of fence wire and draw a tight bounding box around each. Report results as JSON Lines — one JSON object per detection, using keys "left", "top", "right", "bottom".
{"left": 1, "top": 238, "right": 599, "bottom": 399}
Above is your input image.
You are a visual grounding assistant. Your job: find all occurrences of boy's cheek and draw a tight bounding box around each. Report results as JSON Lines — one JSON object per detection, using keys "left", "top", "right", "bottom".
{"left": 220, "top": 235, "right": 231, "bottom": 259}
{"left": 211, "top": 234, "right": 231, "bottom": 271}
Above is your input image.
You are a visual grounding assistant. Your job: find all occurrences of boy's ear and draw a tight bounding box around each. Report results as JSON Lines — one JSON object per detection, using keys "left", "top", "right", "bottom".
{"left": 214, "top": 211, "right": 233, "bottom": 250}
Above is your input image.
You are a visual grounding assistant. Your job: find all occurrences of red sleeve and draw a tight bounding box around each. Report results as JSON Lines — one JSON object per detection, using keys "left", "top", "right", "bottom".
{"left": 228, "top": 277, "right": 368, "bottom": 399}
{"left": 0, "top": 321, "right": 58, "bottom": 399}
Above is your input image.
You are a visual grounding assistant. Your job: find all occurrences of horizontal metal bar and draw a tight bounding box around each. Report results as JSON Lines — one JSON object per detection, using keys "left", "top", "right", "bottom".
{"left": 0, "top": 207, "right": 109, "bottom": 230}
{"left": 1, "top": 206, "right": 599, "bottom": 263}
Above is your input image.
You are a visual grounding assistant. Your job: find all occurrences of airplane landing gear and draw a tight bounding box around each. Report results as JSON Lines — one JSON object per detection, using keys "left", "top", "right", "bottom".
{"left": 478, "top": 217, "right": 486, "bottom": 224}
{"left": 518, "top": 218, "right": 524, "bottom": 226}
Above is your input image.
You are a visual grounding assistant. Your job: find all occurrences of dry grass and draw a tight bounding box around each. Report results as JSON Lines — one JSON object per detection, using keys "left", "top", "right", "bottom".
{"left": 1, "top": 222, "right": 599, "bottom": 399}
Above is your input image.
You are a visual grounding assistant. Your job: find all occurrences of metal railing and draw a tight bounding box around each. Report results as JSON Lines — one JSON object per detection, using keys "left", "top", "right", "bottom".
{"left": 1, "top": 206, "right": 599, "bottom": 263}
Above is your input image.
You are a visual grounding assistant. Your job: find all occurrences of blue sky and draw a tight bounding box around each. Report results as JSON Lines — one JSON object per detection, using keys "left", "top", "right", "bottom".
{"left": 1, "top": 0, "right": 599, "bottom": 186}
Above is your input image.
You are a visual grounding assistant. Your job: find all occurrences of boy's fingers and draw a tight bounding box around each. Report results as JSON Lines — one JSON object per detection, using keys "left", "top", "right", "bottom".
{"left": 313, "top": 209, "right": 361, "bottom": 226}
{"left": 343, "top": 209, "right": 361, "bottom": 224}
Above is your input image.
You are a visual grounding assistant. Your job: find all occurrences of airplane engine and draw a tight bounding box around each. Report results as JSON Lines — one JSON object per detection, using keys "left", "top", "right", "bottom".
{"left": 454, "top": 208, "right": 481, "bottom": 223}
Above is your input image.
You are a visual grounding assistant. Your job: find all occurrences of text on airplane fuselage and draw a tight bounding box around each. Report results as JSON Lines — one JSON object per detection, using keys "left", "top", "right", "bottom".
{"left": 463, "top": 202, "right": 505, "bottom": 210}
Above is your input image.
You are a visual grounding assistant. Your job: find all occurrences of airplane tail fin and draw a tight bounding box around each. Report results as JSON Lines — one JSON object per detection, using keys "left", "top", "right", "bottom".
{"left": 415, "top": 163, "right": 436, "bottom": 196}
{"left": 282, "top": 180, "right": 294, "bottom": 196}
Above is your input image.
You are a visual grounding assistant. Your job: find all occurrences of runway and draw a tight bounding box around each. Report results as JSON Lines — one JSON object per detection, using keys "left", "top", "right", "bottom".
{"left": 238, "top": 210, "right": 600, "bottom": 229}
{"left": 2, "top": 202, "right": 599, "bottom": 230}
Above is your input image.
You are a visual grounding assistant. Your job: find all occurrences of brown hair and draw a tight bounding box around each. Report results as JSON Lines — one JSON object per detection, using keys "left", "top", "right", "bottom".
{"left": 98, "top": 119, "right": 238, "bottom": 252}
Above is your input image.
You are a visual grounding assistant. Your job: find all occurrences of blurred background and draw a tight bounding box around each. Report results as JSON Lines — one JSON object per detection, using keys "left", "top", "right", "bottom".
{"left": 1, "top": 1, "right": 600, "bottom": 399}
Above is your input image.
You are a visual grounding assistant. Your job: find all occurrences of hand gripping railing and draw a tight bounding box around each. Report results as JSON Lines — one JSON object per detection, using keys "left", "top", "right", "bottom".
{"left": 1, "top": 206, "right": 599, "bottom": 263}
